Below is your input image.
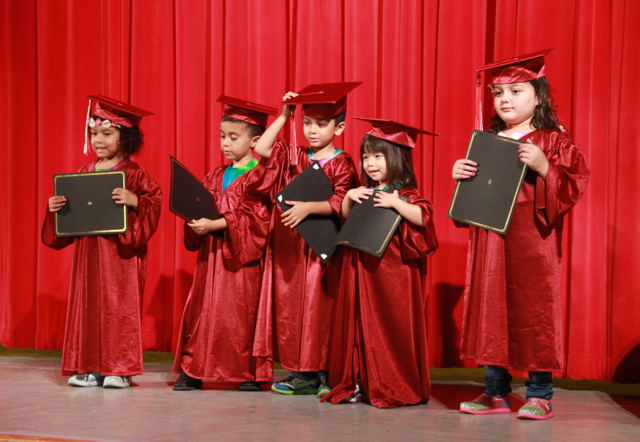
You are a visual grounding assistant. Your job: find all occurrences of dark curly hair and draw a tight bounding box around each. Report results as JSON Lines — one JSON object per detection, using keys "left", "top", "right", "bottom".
{"left": 360, "top": 134, "right": 417, "bottom": 189}
{"left": 487, "top": 77, "right": 562, "bottom": 134}
{"left": 221, "top": 116, "right": 266, "bottom": 138}
{"left": 90, "top": 115, "right": 145, "bottom": 156}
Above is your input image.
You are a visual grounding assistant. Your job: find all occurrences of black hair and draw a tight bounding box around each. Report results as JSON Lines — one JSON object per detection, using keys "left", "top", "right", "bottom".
{"left": 359, "top": 134, "right": 417, "bottom": 189}
{"left": 332, "top": 111, "right": 346, "bottom": 126}
{"left": 221, "top": 116, "right": 266, "bottom": 138}
{"left": 487, "top": 77, "right": 562, "bottom": 134}
{"left": 90, "top": 115, "right": 144, "bottom": 157}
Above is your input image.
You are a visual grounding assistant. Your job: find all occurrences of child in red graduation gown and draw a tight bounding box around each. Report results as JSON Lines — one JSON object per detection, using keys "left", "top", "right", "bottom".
{"left": 42, "top": 95, "right": 162, "bottom": 388}
{"left": 251, "top": 83, "right": 360, "bottom": 397}
{"left": 454, "top": 49, "right": 590, "bottom": 419}
{"left": 171, "top": 96, "right": 275, "bottom": 391}
{"left": 321, "top": 118, "right": 438, "bottom": 408}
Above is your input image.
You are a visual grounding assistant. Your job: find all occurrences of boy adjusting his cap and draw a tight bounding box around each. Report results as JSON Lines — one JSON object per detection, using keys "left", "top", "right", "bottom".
{"left": 251, "top": 82, "right": 361, "bottom": 397}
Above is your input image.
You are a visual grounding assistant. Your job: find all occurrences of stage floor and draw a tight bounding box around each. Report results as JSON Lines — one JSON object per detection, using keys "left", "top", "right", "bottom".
{"left": 1, "top": 356, "right": 639, "bottom": 442}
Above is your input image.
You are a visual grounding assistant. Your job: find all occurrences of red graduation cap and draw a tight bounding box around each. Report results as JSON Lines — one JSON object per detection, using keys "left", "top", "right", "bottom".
{"left": 85, "top": 94, "right": 154, "bottom": 128}
{"left": 83, "top": 95, "right": 154, "bottom": 155}
{"left": 284, "top": 82, "right": 363, "bottom": 119}
{"left": 477, "top": 48, "right": 554, "bottom": 86}
{"left": 217, "top": 95, "right": 278, "bottom": 127}
{"left": 352, "top": 117, "right": 437, "bottom": 149}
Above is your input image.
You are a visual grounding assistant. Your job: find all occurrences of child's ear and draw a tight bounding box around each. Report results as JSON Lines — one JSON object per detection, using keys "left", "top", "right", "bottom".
{"left": 251, "top": 135, "right": 261, "bottom": 148}
{"left": 334, "top": 121, "right": 346, "bottom": 136}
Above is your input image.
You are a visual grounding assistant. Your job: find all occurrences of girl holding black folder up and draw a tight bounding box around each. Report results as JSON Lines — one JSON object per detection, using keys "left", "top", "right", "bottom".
{"left": 321, "top": 118, "right": 438, "bottom": 408}
{"left": 453, "top": 50, "right": 590, "bottom": 419}
{"left": 42, "top": 96, "right": 162, "bottom": 389}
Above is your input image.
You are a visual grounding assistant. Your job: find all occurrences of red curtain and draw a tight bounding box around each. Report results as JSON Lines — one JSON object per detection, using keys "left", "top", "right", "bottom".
{"left": 1, "top": 0, "right": 638, "bottom": 382}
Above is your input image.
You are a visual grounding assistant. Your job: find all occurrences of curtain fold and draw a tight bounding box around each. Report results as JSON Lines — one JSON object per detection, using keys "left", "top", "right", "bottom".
{"left": 1, "top": 0, "right": 638, "bottom": 382}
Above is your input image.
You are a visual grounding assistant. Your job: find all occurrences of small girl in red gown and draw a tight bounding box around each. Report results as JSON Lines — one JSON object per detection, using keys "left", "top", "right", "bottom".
{"left": 454, "top": 50, "right": 590, "bottom": 419}
{"left": 43, "top": 95, "right": 162, "bottom": 388}
{"left": 322, "top": 118, "right": 438, "bottom": 408}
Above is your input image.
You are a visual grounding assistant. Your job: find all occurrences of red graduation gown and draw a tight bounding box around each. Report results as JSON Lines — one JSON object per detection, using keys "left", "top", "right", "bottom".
{"left": 251, "top": 140, "right": 359, "bottom": 372}
{"left": 323, "top": 187, "right": 438, "bottom": 408}
{"left": 459, "top": 129, "right": 590, "bottom": 372}
{"left": 41, "top": 160, "right": 162, "bottom": 376}
{"left": 172, "top": 162, "right": 272, "bottom": 381}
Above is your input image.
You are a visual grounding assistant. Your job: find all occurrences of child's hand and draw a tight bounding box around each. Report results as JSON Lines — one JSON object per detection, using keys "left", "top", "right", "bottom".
{"left": 188, "top": 218, "right": 216, "bottom": 235}
{"left": 281, "top": 201, "right": 311, "bottom": 228}
{"left": 347, "top": 187, "right": 374, "bottom": 204}
{"left": 452, "top": 159, "right": 477, "bottom": 181}
{"left": 373, "top": 190, "right": 400, "bottom": 209}
{"left": 282, "top": 91, "right": 298, "bottom": 117}
{"left": 518, "top": 139, "right": 549, "bottom": 178}
{"left": 112, "top": 188, "right": 138, "bottom": 209}
{"left": 48, "top": 196, "right": 66, "bottom": 213}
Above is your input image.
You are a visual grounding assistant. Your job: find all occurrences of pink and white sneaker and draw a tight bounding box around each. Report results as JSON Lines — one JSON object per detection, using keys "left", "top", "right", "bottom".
{"left": 517, "top": 398, "right": 554, "bottom": 420}
{"left": 460, "top": 394, "right": 512, "bottom": 414}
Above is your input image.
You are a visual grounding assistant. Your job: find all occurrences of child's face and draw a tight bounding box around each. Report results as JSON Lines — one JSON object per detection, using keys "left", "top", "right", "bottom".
{"left": 90, "top": 125, "right": 121, "bottom": 160}
{"left": 493, "top": 82, "right": 539, "bottom": 128}
{"left": 220, "top": 121, "right": 257, "bottom": 163}
{"left": 302, "top": 116, "right": 344, "bottom": 150}
{"left": 362, "top": 147, "right": 388, "bottom": 187}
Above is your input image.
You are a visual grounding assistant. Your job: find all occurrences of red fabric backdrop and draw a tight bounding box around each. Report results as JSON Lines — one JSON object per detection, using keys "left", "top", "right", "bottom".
{"left": 1, "top": 0, "right": 638, "bottom": 382}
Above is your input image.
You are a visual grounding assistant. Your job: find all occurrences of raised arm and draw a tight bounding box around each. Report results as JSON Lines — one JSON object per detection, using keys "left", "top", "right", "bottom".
{"left": 254, "top": 92, "right": 297, "bottom": 159}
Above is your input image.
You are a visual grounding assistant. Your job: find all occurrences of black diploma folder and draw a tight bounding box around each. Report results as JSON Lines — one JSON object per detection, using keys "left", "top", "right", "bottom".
{"left": 169, "top": 156, "right": 224, "bottom": 241}
{"left": 54, "top": 170, "right": 128, "bottom": 237}
{"left": 335, "top": 190, "right": 409, "bottom": 258}
{"left": 447, "top": 130, "right": 527, "bottom": 234}
{"left": 275, "top": 162, "right": 340, "bottom": 263}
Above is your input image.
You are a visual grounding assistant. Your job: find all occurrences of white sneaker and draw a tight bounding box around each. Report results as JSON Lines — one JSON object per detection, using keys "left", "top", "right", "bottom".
{"left": 68, "top": 372, "right": 104, "bottom": 387}
{"left": 340, "top": 383, "right": 367, "bottom": 403}
{"left": 103, "top": 376, "right": 132, "bottom": 388}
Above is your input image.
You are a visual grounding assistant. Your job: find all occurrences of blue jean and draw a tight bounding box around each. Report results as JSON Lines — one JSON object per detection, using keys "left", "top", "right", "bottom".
{"left": 484, "top": 365, "right": 553, "bottom": 401}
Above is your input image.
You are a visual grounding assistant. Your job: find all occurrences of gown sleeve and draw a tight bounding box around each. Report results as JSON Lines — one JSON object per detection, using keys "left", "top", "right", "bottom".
{"left": 326, "top": 155, "right": 359, "bottom": 220}
{"left": 221, "top": 166, "right": 271, "bottom": 264}
{"left": 533, "top": 131, "right": 591, "bottom": 226}
{"left": 118, "top": 167, "right": 163, "bottom": 249}
{"left": 397, "top": 188, "right": 439, "bottom": 261}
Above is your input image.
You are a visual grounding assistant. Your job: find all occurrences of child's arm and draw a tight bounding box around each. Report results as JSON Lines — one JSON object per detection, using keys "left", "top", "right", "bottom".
{"left": 254, "top": 92, "right": 297, "bottom": 159}
{"left": 187, "top": 217, "right": 227, "bottom": 235}
{"left": 452, "top": 159, "right": 477, "bottom": 181}
{"left": 281, "top": 200, "right": 332, "bottom": 228}
{"left": 112, "top": 188, "right": 139, "bottom": 213}
{"left": 518, "top": 139, "right": 549, "bottom": 181}
{"left": 373, "top": 190, "right": 425, "bottom": 227}
{"left": 341, "top": 187, "right": 374, "bottom": 219}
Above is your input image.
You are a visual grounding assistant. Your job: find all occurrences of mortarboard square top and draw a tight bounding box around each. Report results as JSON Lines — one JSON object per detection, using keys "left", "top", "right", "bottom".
{"left": 352, "top": 117, "right": 437, "bottom": 149}
{"left": 477, "top": 48, "right": 554, "bottom": 86}
{"left": 283, "top": 82, "right": 362, "bottom": 119}
{"left": 85, "top": 94, "right": 154, "bottom": 128}
{"left": 218, "top": 95, "right": 278, "bottom": 128}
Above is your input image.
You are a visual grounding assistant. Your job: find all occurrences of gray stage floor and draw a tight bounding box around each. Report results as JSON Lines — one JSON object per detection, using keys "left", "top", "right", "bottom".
{"left": 1, "top": 357, "right": 639, "bottom": 442}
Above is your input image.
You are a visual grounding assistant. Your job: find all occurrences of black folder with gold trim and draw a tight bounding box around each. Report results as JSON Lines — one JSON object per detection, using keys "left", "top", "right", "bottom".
{"left": 335, "top": 190, "right": 409, "bottom": 257}
{"left": 447, "top": 130, "right": 527, "bottom": 234}
{"left": 169, "top": 156, "right": 224, "bottom": 242}
{"left": 275, "top": 162, "right": 340, "bottom": 263}
{"left": 54, "top": 170, "right": 128, "bottom": 237}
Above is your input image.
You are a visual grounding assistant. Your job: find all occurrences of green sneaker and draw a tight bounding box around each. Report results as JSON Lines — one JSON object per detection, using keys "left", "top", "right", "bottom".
{"left": 460, "top": 394, "right": 511, "bottom": 414}
{"left": 317, "top": 379, "right": 332, "bottom": 398}
{"left": 271, "top": 375, "right": 319, "bottom": 395}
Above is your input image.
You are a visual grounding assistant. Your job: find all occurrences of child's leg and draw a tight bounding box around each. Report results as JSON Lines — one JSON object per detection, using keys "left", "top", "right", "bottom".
{"left": 517, "top": 371, "right": 554, "bottom": 420}
{"left": 460, "top": 365, "right": 512, "bottom": 414}
{"left": 483, "top": 365, "right": 513, "bottom": 398}
{"left": 524, "top": 371, "right": 553, "bottom": 400}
